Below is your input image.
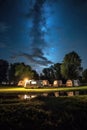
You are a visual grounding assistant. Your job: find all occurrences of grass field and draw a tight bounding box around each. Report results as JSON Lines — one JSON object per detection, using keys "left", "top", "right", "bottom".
{"left": 0, "top": 86, "right": 87, "bottom": 93}
{"left": 0, "top": 95, "right": 87, "bottom": 129}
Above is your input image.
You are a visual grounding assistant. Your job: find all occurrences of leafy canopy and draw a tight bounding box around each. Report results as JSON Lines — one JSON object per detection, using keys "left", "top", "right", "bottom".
{"left": 61, "top": 51, "right": 81, "bottom": 80}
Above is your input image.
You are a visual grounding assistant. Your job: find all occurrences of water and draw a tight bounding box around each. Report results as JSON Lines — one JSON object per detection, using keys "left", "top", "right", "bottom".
{"left": 0, "top": 91, "right": 87, "bottom": 100}
{"left": 18, "top": 90, "right": 87, "bottom": 100}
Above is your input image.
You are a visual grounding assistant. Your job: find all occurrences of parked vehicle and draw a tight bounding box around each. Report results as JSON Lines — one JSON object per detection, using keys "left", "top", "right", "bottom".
{"left": 24, "top": 80, "right": 43, "bottom": 88}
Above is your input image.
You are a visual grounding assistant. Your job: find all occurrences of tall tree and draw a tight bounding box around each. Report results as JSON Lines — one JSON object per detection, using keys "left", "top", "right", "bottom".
{"left": 42, "top": 68, "right": 50, "bottom": 80}
{"left": 50, "top": 63, "right": 62, "bottom": 80}
{"left": 0, "top": 59, "right": 9, "bottom": 83}
{"left": 61, "top": 51, "right": 81, "bottom": 80}
{"left": 8, "top": 63, "right": 19, "bottom": 84}
{"left": 15, "top": 63, "right": 34, "bottom": 80}
{"left": 42, "top": 63, "right": 62, "bottom": 83}
{"left": 82, "top": 69, "right": 87, "bottom": 82}
{"left": 32, "top": 70, "right": 39, "bottom": 80}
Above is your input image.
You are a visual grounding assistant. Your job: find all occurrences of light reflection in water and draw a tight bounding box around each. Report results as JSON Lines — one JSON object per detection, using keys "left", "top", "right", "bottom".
{"left": 67, "top": 91, "right": 74, "bottom": 96}
{"left": 24, "top": 94, "right": 30, "bottom": 99}
{"left": 18, "top": 91, "right": 87, "bottom": 100}
{"left": 54, "top": 92, "right": 59, "bottom": 97}
{"left": 18, "top": 94, "right": 37, "bottom": 100}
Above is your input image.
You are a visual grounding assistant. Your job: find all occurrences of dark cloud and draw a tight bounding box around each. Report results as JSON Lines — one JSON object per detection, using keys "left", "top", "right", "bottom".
{"left": 32, "top": 48, "right": 45, "bottom": 57}
{"left": 21, "top": 52, "right": 53, "bottom": 66}
{"left": 11, "top": 49, "right": 53, "bottom": 66}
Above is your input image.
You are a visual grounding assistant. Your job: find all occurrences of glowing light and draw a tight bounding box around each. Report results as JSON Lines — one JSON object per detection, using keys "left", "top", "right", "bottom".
{"left": 22, "top": 94, "right": 37, "bottom": 100}
{"left": 54, "top": 80, "right": 58, "bottom": 85}
{"left": 31, "top": 80, "right": 37, "bottom": 84}
{"left": 24, "top": 94, "right": 30, "bottom": 99}
{"left": 24, "top": 78, "right": 29, "bottom": 82}
{"left": 24, "top": 78, "right": 29, "bottom": 87}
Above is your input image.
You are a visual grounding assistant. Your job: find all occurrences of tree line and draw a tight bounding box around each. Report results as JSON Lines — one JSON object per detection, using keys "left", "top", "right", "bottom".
{"left": 0, "top": 51, "right": 87, "bottom": 85}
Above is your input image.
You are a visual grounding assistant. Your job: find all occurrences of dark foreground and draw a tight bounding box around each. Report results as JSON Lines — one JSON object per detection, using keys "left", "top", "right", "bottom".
{"left": 0, "top": 95, "right": 87, "bottom": 130}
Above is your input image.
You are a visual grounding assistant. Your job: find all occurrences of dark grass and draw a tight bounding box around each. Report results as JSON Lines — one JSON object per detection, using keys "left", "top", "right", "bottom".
{"left": 0, "top": 95, "right": 87, "bottom": 129}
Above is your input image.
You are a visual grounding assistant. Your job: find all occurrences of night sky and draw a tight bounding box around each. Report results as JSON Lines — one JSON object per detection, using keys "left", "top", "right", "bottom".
{"left": 0, "top": 0, "right": 87, "bottom": 73}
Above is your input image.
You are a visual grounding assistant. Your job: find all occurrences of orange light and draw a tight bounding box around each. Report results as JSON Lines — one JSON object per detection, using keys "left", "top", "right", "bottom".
{"left": 23, "top": 78, "right": 29, "bottom": 87}
{"left": 24, "top": 78, "right": 29, "bottom": 82}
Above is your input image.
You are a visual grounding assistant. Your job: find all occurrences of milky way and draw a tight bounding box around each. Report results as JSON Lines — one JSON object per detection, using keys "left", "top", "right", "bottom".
{"left": 20, "top": 0, "right": 53, "bottom": 66}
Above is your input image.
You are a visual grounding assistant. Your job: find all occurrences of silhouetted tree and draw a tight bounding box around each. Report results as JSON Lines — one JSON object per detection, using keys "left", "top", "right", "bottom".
{"left": 15, "top": 63, "right": 34, "bottom": 80}
{"left": 42, "top": 68, "right": 50, "bottom": 79}
{"left": 50, "top": 63, "right": 62, "bottom": 80}
{"left": 8, "top": 63, "right": 19, "bottom": 84}
{"left": 0, "top": 59, "right": 9, "bottom": 83}
{"left": 61, "top": 51, "right": 81, "bottom": 80}
{"left": 82, "top": 69, "right": 87, "bottom": 82}
{"left": 32, "top": 70, "right": 39, "bottom": 80}
{"left": 42, "top": 63, "right": 62, "bottom": 83}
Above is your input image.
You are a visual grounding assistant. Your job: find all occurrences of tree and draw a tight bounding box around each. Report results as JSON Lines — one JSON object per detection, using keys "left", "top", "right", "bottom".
{"left": 61, "top": 51, "right": 81, "bottom": 80}
{"left": 50, "top": 63, "right": 62, "bottom": 80}
{"left": 32, "top": 70, "right": 39, "bottom": 80}
{"left": 0, "top": 59, "right": 9, "bottom": 83}
{"left": 42, "top": 68, "right": 50, "bottom": 80}
{"left": 15, "top": 63, "right": 34, "bottom": 80}
{"left": 9, "top": 62, "right": 39, "bottom": 84}
{"left": 8, "top": 63, "right": 19, "bottom": 84}
{"left": 82, "top": 69, "right": 87, "bottom": 82}
{"left": 42, "top": 63, "right": 62, "bottom": 83}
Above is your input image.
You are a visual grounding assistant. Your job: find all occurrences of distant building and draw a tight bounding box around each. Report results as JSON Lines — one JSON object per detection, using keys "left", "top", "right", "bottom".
{"left": 66, "top": 80, "right": 73, "bottom": 87}
{"left": 53, "top": 80, "right": 62, "bottom": 87}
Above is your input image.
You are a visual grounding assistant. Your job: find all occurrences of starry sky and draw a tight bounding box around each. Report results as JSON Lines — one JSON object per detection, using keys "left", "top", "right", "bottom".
{"left": 0, "top": 0, "right": 87, "bottom": 73}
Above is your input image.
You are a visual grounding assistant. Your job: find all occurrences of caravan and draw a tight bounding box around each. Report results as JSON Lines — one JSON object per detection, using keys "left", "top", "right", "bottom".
{"left": 24, "top": 80, "right": 43, "bottom": 88}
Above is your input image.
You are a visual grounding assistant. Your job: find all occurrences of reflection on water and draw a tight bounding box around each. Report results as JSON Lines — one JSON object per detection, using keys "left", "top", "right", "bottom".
{"left": 54, "top": 92, "right": 59, "bottom": 97}
{"left": 0, "top": 90, "right": 87, "bottom": 100}
{"left": 67, "top": 91, "right": 74, "bottom": 96}
{"left": 74, "top": 91, "right": 79, "bottom": 96}
{"left": 18, "top": 94, "right": 37, "bottom": 100}
{"left": 18, "top": 90, "right": 87, "bottom": 100}
{"left": 43, "top": 93, "right": 48, "bottom": 97}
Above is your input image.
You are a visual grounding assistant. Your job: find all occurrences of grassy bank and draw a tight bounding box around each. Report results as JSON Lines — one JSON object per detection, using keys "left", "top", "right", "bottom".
{"left": 0, "top": 95, "right": 87, "bottom": 129}
{"left": 0, "top": 86, "right": 87, "bottom": 93}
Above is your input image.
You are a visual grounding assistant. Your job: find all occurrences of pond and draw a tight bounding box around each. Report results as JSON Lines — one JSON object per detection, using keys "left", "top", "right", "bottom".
{"left": 18, "top": 90, "right": 87, "bottom": 100}
{"left": 0, "top": 90, "right": 87, "bottom": 100}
